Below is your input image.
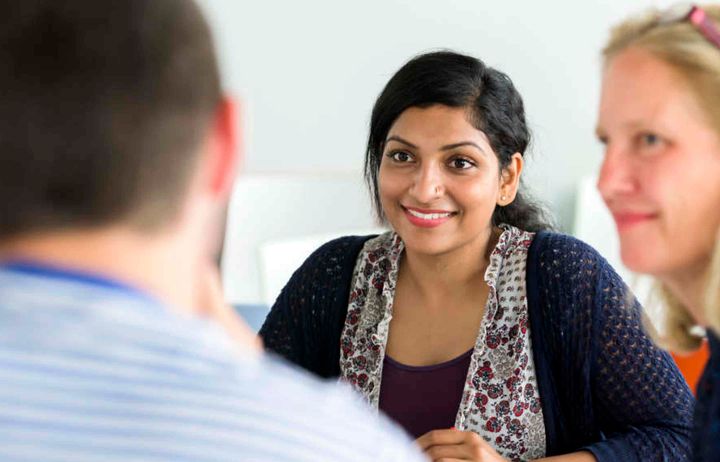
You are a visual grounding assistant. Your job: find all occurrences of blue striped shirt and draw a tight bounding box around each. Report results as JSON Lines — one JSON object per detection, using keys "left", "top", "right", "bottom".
{"left": 0, "top": 263, "right": 425, "bottom": 462}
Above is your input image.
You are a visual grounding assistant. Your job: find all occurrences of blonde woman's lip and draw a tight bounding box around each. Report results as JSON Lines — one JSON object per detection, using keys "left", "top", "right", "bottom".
{"left": 612, "top": 212, "right": 656, "bottom": 231}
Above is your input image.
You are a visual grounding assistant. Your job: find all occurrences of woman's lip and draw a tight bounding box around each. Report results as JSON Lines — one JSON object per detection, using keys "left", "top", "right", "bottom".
{"left": 401, "top": 206, "right": 456, "bottom": 228}
{"left": 403, "top": 206, "right": 455, "bottom": 214}
{"left": 612, "top": 212, "right": 657, "bottom": 230}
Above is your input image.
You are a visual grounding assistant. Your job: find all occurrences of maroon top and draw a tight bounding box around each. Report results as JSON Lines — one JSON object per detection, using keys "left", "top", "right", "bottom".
{"left": 378, "top": 348, "right": 473, "bottom": 439}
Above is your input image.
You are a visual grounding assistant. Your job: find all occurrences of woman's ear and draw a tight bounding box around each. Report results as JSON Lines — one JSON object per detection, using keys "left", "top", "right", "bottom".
{"left": 498, "top": 153, "right": 523, "bottom": 206}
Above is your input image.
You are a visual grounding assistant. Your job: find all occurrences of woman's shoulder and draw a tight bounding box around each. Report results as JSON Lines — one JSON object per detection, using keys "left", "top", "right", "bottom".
{"left": 529, "top": 231, "right": 610, "bottom": 268}
{"left": 525, "top": 231, "right": 625, "bottom": 297}
{"left": 296, "top": 233, "right": 386, "bottom": 276}
{"left": 310, "top": 232, "right": 395, "bottom": 260}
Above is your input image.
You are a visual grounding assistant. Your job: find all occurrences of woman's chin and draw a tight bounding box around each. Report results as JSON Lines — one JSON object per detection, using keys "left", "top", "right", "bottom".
{"left": 399, "top": 234, "right": 464, "bottom": 258}
{"left": 619, "top": 244, "right": 667, "bottom": 277}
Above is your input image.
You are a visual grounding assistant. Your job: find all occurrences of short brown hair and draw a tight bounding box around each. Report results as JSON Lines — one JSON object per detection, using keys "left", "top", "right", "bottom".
{"left": 0, "top": 0, "right": 222, "bottom": 238}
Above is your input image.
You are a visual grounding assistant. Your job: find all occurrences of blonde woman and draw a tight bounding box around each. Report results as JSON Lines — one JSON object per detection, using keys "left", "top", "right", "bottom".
{"left": 597, "top": 4, "right": 720, "bottom": 461}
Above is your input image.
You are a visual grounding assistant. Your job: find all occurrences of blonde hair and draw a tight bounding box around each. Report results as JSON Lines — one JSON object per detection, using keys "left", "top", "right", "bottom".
{"left": 603, "top": 4, "right": 720, "bottom": 353}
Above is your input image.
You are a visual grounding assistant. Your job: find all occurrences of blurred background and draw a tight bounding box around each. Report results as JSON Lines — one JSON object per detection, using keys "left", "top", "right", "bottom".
{"left": 202, "top": 0, "right": 676, "bottom": 325}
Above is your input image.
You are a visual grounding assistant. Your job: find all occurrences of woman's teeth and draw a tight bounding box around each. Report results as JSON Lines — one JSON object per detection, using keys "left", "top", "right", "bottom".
{"left": 407, "top": 209, "right": 452, "bottom": 220}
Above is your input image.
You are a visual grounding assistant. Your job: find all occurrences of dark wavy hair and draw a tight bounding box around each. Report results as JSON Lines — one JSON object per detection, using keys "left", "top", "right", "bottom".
{"left": 364, "top": 50, "right": 554, "bottom": 232}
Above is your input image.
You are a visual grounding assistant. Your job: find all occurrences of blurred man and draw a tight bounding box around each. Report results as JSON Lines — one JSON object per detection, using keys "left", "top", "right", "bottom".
{"left": 0, "top": 1, "right": 424, "bottom": 460}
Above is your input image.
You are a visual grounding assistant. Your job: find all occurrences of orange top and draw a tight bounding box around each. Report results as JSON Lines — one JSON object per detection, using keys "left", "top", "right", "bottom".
{"left": 671, "top": 340, "right": 710, "bottom": 395}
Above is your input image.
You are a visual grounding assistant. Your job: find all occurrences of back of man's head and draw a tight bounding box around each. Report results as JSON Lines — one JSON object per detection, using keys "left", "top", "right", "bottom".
{"left": 0, "top": 0, "right": 222, "bottom": 239}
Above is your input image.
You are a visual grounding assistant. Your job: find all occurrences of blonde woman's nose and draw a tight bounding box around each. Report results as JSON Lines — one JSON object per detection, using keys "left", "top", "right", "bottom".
{"left": 596, "top": 146, "right": 636, "bottom": 201}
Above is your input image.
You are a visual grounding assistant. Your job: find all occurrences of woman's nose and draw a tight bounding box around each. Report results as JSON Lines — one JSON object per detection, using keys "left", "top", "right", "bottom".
{"left": 409, "top": 164, "right": 444, "bottom": 204}
{"left": 596, "top": 145, "right": 636, "bottom": 203}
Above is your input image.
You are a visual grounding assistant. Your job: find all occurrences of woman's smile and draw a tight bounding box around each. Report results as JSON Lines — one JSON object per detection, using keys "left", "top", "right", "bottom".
{"left": 402, "top": 206, "right": 458, "bottom": 228}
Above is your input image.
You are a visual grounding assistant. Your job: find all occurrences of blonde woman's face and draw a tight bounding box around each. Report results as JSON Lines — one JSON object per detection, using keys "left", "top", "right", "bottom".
{"left": 596, "top": 47, "right": 720, "bottom": 282}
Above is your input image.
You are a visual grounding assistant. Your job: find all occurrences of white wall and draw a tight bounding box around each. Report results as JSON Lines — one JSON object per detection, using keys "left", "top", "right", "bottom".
{"left": 202, "top": 0, "right": 677, "bottom": 304}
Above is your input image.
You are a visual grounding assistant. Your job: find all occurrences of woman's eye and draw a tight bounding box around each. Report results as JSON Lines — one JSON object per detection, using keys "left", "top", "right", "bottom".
{"left": 639, "top": 132, "right": 663, "bottom": 148}
{"left": 449, "top": 158, "right": 475, "bottom": 169}
{"left": 390, "top": 151, "right": 413, "bottom": 162}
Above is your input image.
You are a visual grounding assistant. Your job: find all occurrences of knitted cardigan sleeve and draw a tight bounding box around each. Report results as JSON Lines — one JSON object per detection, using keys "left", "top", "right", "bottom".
{"left": 529, "top": 232, "right": 693, "bottom": 461}
{"left": 259, "top": 235, "right": 371, "bottom": 378}
{"left": 693, "top": 331, "right": 720, "bottom": 462}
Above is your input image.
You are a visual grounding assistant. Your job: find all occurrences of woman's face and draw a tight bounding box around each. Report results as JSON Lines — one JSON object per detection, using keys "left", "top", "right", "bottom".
{"left": 378, "top": 104, "right": 520, "bottom": 257}
{"left": 596, "top": 47, "right": 720, "bottom": 282}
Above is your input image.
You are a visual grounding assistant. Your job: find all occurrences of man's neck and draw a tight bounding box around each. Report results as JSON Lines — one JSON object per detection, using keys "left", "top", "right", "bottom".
{"left": 0, "top": 226, "right": 201, "bottom": 316}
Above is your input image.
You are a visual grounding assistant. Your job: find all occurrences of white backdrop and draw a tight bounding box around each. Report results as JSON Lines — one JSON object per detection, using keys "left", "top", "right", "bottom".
{"left": 202, "top": 0, "right": 677, "bottom": 304}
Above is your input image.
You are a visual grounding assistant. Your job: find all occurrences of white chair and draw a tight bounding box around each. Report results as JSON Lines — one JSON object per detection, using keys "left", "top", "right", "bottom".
{"left": 258, "top": 229, "right": 383, "bottom": 306}
{"left": 221, "top": 172, "right": 382, "bottom": 306}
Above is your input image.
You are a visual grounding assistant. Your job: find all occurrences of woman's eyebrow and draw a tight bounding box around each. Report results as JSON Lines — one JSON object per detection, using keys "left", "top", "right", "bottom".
{"left": 386, "top": 136, "right": 486, "bottom": 155}
{"left": 440, "top": 141, "right": 485, "bottom": 154}
{"left": 385, "top": 135, "right": 417, "bottom": 148}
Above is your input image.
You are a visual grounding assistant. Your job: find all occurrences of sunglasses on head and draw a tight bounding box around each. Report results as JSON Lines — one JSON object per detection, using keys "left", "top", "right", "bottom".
{"left": 657, "top": 4, "right": 720, "bottom": 49}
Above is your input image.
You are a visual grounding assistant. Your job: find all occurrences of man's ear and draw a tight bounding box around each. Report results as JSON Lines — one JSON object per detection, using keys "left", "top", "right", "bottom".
{"left": 498, "top": 152, "right": 523, "bottom": 206}
{"left": 207, "top": 97, "right": 241, "bottom": 199}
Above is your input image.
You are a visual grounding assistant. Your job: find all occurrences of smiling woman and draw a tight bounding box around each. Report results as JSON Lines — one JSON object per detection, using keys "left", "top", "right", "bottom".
{"left": 258, "top": 51, "right": 693, "bottom": 462}
{"left": 378, "top": 105, "right": 520, "bottom": 257}
{"left": 596, "top": 5, "right": 720, "bottom": 461}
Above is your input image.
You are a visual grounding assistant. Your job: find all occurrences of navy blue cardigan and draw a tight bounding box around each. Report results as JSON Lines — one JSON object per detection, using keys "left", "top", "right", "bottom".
{"left": 260, "top": 231, "right": 694, "bottom": 461}
{"left": 693, "top": 331, "right": 720, "bottom": 462}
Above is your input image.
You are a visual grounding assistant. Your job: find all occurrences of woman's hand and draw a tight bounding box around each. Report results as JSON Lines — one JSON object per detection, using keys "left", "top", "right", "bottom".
{"left": 416, "top": 428, "right": 508, "bottom": 462}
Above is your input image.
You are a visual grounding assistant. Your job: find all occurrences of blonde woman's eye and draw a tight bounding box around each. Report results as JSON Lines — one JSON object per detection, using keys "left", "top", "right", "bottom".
{"left": 640, "top": 132, "right": 662, "bottom": 147}
{"left": 449, "top": 158, "right": 475, "bottom": 169}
